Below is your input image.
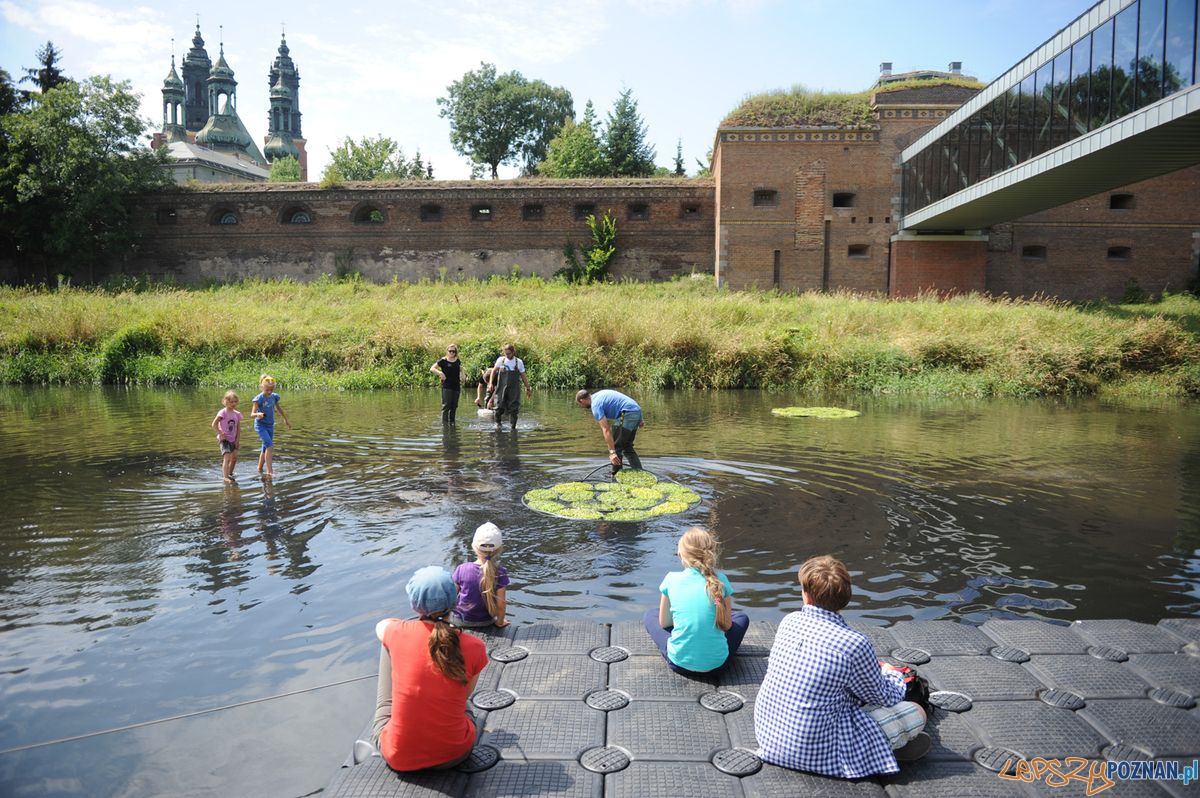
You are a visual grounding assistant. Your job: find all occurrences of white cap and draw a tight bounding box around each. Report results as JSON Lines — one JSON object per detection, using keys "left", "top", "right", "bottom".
{"left": 473, "top": 522, "right": 502, "bottom": 550}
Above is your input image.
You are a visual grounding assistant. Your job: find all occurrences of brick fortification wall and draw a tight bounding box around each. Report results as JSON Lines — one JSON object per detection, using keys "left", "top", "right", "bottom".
{"left": 119, "top": 180, "right": 713, "bottom": 284}
{"left": 713, "top": 85, "right": 1200, "bottom": 300}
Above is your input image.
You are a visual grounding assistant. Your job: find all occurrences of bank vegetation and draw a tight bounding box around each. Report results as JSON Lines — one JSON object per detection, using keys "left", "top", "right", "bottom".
{"left": 2, "top": 276, "right": 1199, "bottom": 399}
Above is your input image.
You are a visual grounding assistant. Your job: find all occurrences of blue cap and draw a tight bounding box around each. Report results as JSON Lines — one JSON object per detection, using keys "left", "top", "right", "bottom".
{"left": 405, "top": 565, "right": 456, "bottom": 617}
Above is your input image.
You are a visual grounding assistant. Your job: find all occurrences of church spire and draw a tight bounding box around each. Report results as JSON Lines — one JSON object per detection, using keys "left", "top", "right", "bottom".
{"left": 161, "top": 47, "right": 186, "bottom": 143}
{"left": 268, "top": 26, "right": 302, "bottom": 138}
{"left": 180, "top": 18, "right": 211, "bottom": 133}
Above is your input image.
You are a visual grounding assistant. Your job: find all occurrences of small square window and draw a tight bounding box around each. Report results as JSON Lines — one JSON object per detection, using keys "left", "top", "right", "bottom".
{"left": 522, "top": 204, "right": 544, "bottom": 221}
{"left": 1109, "top": 194, "right": 1135, "bottom": 210}
{"left": 681, "top": 204, "right": 701, "bottom": 219}
{"left": 420, "top": 204, "right": 443, "bottom": 222}
{"left": 471, "top": 205, "right": 493, "bottom": 221}
{"left": 1022, "top": 245, "right": 1047, "bottom": 260}
{"left": 1107, "top": 246, "right": 1132, "bottom": 260}
{"left": 848, "top": 244, "right": 870, "bottom": 258}
{"left": 752, "top": 189, "right": 778, "bottom": 207}
{"left": 627, "top": 203, "right": 649, "bottom": 221}
{"left": 574, "top": 203, "right": 596, "bottom": 220}
{"left": 832, "top": 192, "right": 856, "bottom": 208}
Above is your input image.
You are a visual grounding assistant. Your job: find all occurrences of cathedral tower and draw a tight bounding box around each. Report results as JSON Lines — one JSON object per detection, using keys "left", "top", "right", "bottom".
{"left": 180, "top": 23, "right": 211, "bottom": 134}
{"left": 161, "top": 55, "right": 187, "bottom": 143}
{"left": 195, "top": 40, "right": 267, "bottom": 164}
{"left": 263, "top": 74, "right": 300, "bottom": 164}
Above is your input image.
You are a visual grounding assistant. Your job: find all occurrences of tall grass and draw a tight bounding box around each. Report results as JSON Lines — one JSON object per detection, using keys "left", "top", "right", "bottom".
{"left": 2, "top": 277, "right": 1198, "bottom": 398}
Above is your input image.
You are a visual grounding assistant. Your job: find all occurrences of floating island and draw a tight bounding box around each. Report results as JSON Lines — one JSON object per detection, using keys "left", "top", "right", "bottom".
{"left": 522, "top": 469, "right": 701, "bottom": 521}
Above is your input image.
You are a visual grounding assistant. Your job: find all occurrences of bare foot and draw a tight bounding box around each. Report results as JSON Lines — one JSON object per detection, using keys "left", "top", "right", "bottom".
{"left": 224, "top": 476, "right": 234, "bottom": 484}
{"left": 264, "top": 471, "right": 274, "bottom": 479}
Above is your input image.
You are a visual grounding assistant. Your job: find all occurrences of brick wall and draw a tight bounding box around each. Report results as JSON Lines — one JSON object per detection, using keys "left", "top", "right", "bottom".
{"left": 890, "top": 236, "right": 988, "bottom": 297}
{"left": 119, "top": 180, "right": 714, "bottom": 284}
{"left": 986, "top": 166, "right": 1200, "bottom": 300}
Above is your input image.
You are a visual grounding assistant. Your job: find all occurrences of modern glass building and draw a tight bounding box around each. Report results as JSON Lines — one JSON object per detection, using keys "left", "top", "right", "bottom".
{"left": 903, "top": 0, "right": 1199, "bottom": 216}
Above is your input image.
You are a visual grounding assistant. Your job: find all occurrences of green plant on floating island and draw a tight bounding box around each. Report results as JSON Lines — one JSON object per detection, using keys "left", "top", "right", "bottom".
{"left": 522, "top": 471, "right": 700, "bottom": 521}
{"left": 771, "top": 406, "right": 861, "bottom": 419}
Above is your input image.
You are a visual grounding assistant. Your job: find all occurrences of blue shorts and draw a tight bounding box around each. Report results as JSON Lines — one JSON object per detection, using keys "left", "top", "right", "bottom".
{"left": 255, "top": 423, "right": 274, "bottom": 450}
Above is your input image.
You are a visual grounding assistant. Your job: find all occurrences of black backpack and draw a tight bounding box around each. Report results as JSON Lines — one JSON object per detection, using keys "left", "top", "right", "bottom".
{"left": 893, "top": 664, "right": 933, "bottom": 715}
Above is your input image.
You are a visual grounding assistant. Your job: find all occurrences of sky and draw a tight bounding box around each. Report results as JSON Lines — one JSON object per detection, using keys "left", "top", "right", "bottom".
{"left": 0, "top": 0, "right": 1093, "bottom": 180}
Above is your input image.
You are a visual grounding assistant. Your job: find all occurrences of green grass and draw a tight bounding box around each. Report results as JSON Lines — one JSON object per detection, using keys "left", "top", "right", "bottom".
{"left": 721, "top": 78, "right": 986, "bottom": 128}
{"left": 2, "top": 276, "right": 1199, "bottom": 398}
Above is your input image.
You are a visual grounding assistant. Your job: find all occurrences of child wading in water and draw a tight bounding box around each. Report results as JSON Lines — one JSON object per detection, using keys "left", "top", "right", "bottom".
{"left": 211, "top": 390, "right": 242, "bottom": 483}
{"left": 251, "top": 374, "right": 291, "bottom": 478}
{"left": 451, "top": 522, "right": 510, "bottom": 628}
{"left": 645, "top": 527, "right": 750, "bottom": 674}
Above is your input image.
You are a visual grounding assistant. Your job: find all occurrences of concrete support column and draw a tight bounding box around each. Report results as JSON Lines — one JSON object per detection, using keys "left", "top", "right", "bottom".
{"left": 889, "top": 232, "right": 988, "bottom": 297}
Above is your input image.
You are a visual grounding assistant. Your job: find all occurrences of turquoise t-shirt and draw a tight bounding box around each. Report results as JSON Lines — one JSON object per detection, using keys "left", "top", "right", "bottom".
{"left": 660, "top": 567, "right": 735, "bottom": 671}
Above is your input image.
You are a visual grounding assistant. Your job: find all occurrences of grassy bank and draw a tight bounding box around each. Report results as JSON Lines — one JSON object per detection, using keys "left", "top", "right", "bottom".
{"left": 2, "top": 276, "right": 1199, "bottom": 399}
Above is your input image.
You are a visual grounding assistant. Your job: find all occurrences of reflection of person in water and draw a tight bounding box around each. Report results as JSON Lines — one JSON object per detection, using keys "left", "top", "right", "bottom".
{"left": 489, "top": 344, "right": 531, "bottom": 430}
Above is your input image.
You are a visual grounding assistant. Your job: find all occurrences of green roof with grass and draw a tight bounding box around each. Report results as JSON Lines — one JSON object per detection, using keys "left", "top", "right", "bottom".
{"left": 721, "top": 77, "right": 986, "bottom": 129}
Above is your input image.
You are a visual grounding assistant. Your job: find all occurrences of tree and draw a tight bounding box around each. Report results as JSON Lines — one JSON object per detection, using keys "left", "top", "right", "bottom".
{"left": 21, "top": 41, "right": 69, "bottom": 98}
{"left": 520, "top": 80, "right": 574, "bottom": 175}
{"left": 438, "top": 63, "right": 573, "bottom": 179}
{"left": 269, "top": 155, "right": 302, "bottom": 182}
{"left": 0, "top": 76, "right": 170, "bottom": 281}
{"left": 539, "top": 101, "right": 606, "bottom": 178}
{"left": 673, "top": 139, "right": 686, "bottom": 177}
{"left": 323, "top": 135, "right": 430, "bottom": 182}
{"left": 695, "top": 148, "right": 713, "bottom": 177}
{"left": 0, "top": 69, "right": 20, "bottom": 117}
{"left": 603, "top": 88, "right": 656, "bottom": 177}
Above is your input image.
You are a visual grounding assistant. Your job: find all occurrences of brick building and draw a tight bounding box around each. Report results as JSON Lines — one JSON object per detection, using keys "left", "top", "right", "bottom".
{"left": 712, "top": 66, "right": 1200, "bottom": 298}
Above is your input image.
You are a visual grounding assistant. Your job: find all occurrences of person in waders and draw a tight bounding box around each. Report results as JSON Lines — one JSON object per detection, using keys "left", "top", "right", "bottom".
{"left": 489, "top": 344, "right": 531, "bottom": 430}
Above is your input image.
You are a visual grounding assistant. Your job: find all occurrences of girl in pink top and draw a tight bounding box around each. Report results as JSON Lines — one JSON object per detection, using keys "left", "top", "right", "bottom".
{"left": 211, "top": 390, "right": 242, "bottom": 484}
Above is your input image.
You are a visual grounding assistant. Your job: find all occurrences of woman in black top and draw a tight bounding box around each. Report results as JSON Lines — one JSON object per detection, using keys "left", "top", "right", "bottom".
{"left": 431, "top": 344, "right": 463, "bottom": 423}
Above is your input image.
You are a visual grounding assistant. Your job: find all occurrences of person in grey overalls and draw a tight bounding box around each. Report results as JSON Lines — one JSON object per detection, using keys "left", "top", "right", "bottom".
{"left": 489, "top": 344, "right": 531, "bottom": 430}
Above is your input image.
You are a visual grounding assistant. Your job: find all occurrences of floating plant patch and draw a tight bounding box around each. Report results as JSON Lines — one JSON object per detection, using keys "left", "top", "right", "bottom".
{"left": 523, "top": 470, "right": 700, "bottom": 521}
{"left": 771, "top": 406, "right": 861, "bottom": 419}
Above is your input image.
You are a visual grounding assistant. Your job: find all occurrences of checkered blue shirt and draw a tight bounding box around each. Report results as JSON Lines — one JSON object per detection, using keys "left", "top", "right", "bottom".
{"left": 754, "top": 605, "right": 906, "bottom": 778}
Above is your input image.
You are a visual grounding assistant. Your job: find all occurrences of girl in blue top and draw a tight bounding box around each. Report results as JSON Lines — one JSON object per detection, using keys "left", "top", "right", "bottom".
{"left": 251, "top": 374, "right": 291, "bottom": 478}
{"left": 644, "top": 527, "right": 750, "bottom": 675}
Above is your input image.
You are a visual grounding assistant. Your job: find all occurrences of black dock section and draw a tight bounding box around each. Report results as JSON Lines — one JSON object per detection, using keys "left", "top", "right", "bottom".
{"left": 327, "top": 617, "right": 1200, "bottom": 797}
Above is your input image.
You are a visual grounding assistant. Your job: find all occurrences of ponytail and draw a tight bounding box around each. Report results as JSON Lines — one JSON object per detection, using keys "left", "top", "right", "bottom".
{"left": 425, "top": 615, "right": 467, "bottom": 683}
{"left": 678, "top": 527, "right": 732, "bottom": 629}
{"left": 477, "top": 546, "right": 502, "bottom": 618}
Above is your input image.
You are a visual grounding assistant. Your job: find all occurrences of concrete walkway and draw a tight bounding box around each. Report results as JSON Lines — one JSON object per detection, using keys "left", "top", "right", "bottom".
{"left": 327, "top": 617, "right": 1200, "bottom": 797}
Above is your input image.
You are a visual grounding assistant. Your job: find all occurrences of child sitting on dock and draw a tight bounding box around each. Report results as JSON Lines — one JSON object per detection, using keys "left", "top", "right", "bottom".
{"left": 371, "top": 566, "right": 488, "bottom": 771}
{"left": 754, "top": 555, "right": 929, "bottom": 778}
{"left": 644, "top": 527, "right": 749, "bottom": 674}
{"left": 450, "top": 522, "right": 510, "bottom": 628}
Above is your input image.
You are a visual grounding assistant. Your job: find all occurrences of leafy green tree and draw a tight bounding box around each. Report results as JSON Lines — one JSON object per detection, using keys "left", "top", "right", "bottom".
{"left": 323, "top": 135, "right": 430, "bottom": 182}
{"left": 0, "top": 69, "right": 20, "bottom": 117}
{"left": 21, "top": 41, "right": 69, "bottom": 98}
{"left": 603, "top": 88, "right": 656, "bottom": 177}
{"left": 520, "top": 80, "right": 574, "bottom": 175}
{"left": 673, "top": 139, "right": 686, "bottom": 177}
{"left": 438, "top": 63, "right": 573, "bottom": 179}
{"left": 268, "top": 155, "right": 302, "bottom": 182}
{"left": 695, "top": 147, "right": 713, "bottom": 177}
{"left": 540, "top": 101, "right": 606, "bottom": 178}
{"left": 0, "top": 76, "right": 169, "bottom": 282}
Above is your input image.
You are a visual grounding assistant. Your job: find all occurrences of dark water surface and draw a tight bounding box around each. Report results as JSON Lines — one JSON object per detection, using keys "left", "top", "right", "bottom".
{"left": 1, "top": 387, "right": 1197, "bottom": 796}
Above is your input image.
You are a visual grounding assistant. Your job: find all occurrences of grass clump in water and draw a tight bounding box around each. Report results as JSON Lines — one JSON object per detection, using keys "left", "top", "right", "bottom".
{"left": 772, "top": 406, "right": 861, "bottom": 419}
{"left": 523, "top": 475, "right": 701, "bottom": 522}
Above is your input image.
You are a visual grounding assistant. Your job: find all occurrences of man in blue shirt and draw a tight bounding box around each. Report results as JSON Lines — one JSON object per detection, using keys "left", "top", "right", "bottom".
{"left": 575, "top": 389, "right": 643, "bottom": 475}
{"left": 755, "top": 556, "right": 929, "bottom": 778}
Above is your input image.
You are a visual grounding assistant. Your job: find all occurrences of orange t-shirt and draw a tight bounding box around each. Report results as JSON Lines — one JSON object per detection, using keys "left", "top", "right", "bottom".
{"left": 378, "top": 619, "right": 488, "bottom": 771}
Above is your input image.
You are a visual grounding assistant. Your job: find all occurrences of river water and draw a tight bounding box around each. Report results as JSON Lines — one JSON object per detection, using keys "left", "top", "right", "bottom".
{"left": 0, "top": 387, "right": 1197, "bottom": 796}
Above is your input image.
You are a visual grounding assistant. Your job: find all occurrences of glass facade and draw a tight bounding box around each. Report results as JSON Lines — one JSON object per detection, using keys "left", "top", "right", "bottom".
{"left": 904, "top": 0, "right": 1199, "bottom": 216}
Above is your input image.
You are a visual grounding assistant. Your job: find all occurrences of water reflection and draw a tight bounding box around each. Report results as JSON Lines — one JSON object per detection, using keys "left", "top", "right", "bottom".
{"left": 0, "top": 386, "right": 1198, "bottom": 762}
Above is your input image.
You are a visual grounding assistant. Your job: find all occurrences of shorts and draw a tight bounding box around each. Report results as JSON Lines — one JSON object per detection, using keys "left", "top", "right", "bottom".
{"left": 255, "top": 424, "right": 274, "bottom": 450}
{"left": 220, "top": 440, "right": 238, "bottom": 454}
{"left": 863, "top": 701, "right": 926, "bottom": 749}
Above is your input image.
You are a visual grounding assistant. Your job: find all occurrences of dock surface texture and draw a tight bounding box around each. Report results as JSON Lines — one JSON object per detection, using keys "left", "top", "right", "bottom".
{"left": 326, "top": 617, "right": 1200, "bottom": 797}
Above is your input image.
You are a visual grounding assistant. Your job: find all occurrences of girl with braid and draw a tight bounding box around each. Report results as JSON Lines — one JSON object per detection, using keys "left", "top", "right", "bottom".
{"left": 644, "top": 527, "right": 750, "bottom": 675}
{"left": 451, "top": 522, "right": 511, "bottom": 628}
{"left": 371, "top": 566, "right": 487, "bottom": 771}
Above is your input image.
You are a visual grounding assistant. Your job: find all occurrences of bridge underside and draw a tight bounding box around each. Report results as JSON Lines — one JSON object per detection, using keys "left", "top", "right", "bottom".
{"left": 902, "top": 85, "right": 1200, "bottom": 231}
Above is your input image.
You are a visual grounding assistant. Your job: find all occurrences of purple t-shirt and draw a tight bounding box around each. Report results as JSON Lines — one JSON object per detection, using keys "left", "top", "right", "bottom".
{"left": 216, "top": 408, "right": 242, "bottom": 444}
{"left": 452, "top": 561, "right": 510, "bottom": 622}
